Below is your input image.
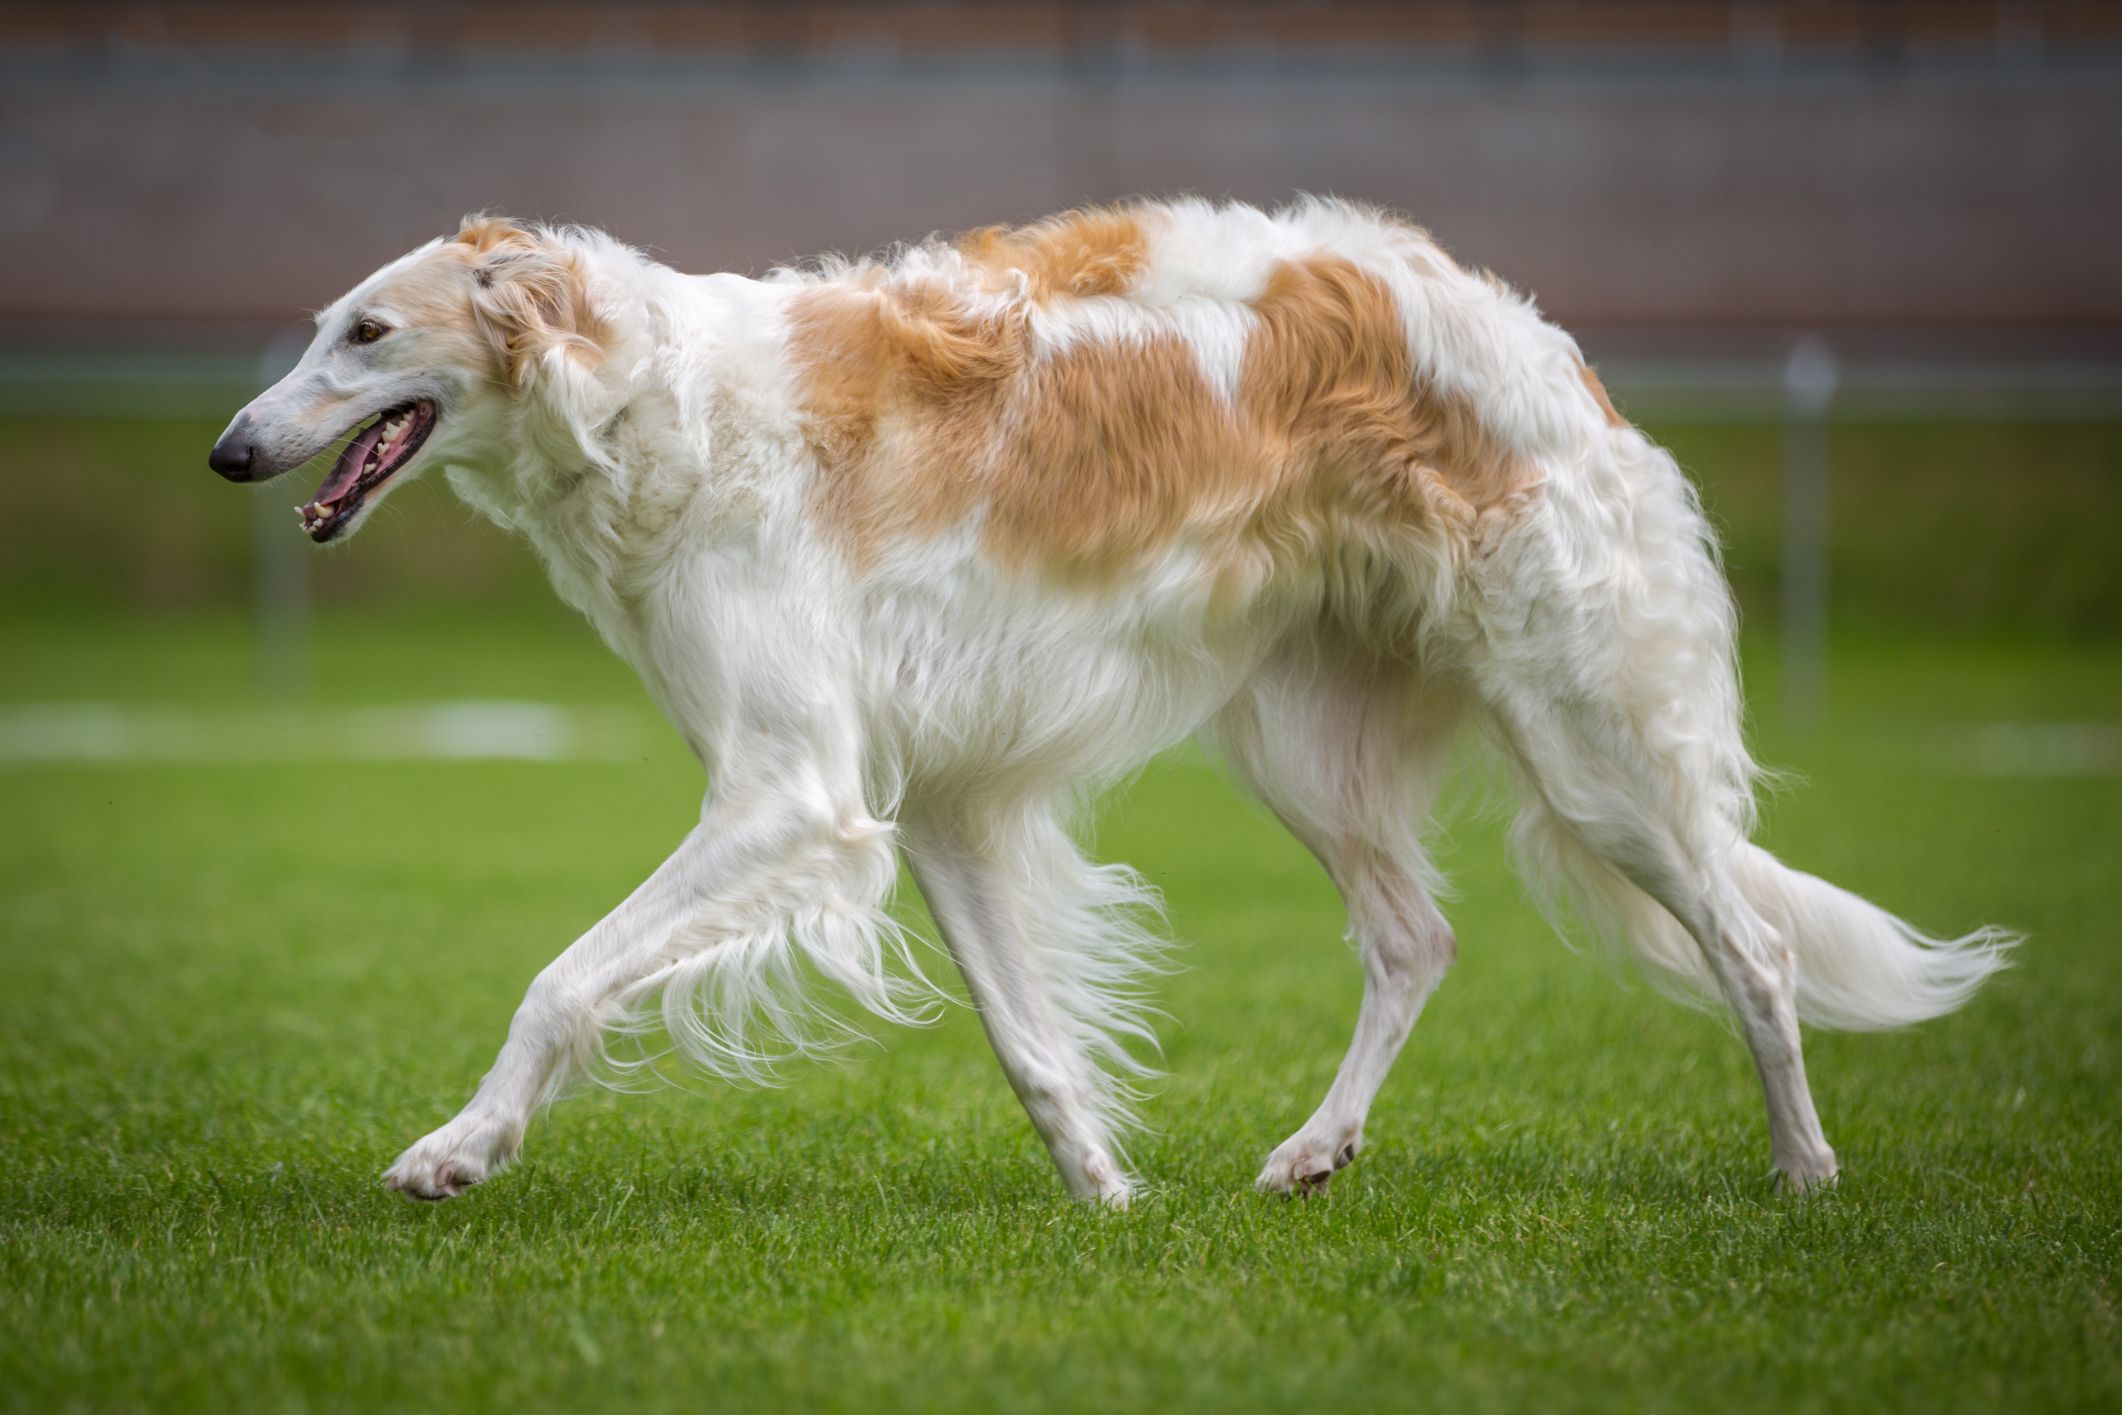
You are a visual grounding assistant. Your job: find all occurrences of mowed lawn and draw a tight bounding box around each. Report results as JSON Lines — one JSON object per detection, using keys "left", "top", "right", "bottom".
{"left": 0, "top": 602, "right": 2114, "bottom": 1413}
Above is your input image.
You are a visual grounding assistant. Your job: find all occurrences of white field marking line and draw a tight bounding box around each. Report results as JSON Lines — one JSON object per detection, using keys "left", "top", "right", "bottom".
{"left": 1955, "top": 723, "right": 2122, "bottom": 779}
{"left": 0, "top": 702, "right": 654, "bottom": 766}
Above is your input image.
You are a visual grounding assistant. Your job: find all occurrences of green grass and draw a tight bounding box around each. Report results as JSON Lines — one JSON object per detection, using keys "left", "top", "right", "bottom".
{"left": 1, "top": 604, "right": 2117, "bottom": 1413}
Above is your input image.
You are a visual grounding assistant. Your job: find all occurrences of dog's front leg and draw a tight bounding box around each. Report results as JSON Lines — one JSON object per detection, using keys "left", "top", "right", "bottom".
{"left": 383, "top": 760, "right": 897, "bottom": 1200}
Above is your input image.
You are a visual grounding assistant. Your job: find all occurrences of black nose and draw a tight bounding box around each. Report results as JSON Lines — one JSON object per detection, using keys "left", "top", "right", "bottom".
{"left": 209, "top": 423, "right": 258, "bottom": 481}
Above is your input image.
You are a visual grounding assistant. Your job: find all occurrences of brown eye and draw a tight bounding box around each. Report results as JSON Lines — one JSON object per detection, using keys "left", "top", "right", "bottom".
{"left": 350, "top": 318, "right": 388, "bottom": 345}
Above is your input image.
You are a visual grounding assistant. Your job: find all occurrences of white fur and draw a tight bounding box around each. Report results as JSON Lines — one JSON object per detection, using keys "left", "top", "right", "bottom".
{"left": 216, "top": 198, "right": 2016, "bottom": 1204}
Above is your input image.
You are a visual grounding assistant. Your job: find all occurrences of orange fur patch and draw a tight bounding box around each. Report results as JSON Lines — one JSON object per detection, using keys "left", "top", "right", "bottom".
{"left": 789, "top": 241, "right": 1532, "bottom": 587}
{"left": 959, "top": 207, "right": 1149, "bottom": 302}
{"left": 445, "top": 216, "right": 606, "bottom": 384}
{"left": 1577, "top": 357, "right": 1628, "bottom": 428}
{"left": 1238, "top": 256, "right": 1524, "bottom": 531}
{"left": 789, "top": 281, "right": 1254, "bottom": 576}
{"left": 785, "top": 279, "right": 1025, "bottom": 562}
{"left": 986, "top": 333, "right": 1250, "bottom": 569}
{"left": 452, "top": 214, "right": 537, "bottom": 257}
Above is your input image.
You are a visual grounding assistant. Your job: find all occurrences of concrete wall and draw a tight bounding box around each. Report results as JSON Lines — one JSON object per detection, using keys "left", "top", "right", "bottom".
{"left": 3, "top": 40, "right": 2118, "bottom": 338}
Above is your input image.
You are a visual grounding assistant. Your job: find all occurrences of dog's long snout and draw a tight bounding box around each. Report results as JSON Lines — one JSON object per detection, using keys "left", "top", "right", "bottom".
{"left": 208, "top": 418, "right": 260, "bottom": 481}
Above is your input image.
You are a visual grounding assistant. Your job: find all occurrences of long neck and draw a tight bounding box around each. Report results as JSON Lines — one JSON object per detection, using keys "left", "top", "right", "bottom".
{"left": 494, "top": 266, "right": 796, "bottom": 657}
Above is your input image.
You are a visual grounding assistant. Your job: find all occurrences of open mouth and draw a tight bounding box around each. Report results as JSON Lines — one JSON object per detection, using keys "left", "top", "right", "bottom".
{"left": 297, "top": 399, "right": 437, "bottom": 542}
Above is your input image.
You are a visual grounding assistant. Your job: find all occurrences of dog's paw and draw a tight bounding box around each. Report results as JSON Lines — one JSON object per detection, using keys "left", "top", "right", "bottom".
{"left": 383, "top": 1114, "right": 520, "bottom": 1202}
{"left": 1773, "top": 1146, "right": 1839, "bottom": 1195}
{"left": 1256, "top": 1129, "right": 1361, "bottom": 1197}
{"left": 1072, "top": 1150, "right": 1139, "bottom": 1208}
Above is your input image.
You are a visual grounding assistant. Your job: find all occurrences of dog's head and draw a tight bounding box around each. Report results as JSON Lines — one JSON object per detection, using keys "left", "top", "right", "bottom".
{"left": 209, "top": 216, "right": 606, "bottom": 543}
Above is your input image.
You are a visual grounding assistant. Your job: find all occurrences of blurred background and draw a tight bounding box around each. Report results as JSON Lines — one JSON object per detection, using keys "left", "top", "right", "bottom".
{"left": 1, "top": 0, "right": 2118, "bottom": 732}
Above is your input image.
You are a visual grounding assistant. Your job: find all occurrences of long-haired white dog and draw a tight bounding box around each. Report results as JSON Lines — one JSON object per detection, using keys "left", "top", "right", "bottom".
{"left": 211, "top": 199, "right": 2012, "bottom": 1202}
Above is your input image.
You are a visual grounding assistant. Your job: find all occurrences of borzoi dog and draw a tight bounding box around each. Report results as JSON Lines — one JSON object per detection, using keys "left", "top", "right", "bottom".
{"left": 210, "top": 200, "right": 2012, "bottom": 1202}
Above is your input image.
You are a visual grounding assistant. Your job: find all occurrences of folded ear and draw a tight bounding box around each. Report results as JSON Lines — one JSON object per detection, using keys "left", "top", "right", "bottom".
{"left": 454, "top": 216, "right": 604, "bottom": 386}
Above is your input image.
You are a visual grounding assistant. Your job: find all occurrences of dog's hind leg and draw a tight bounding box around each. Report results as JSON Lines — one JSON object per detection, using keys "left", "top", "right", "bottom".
{"left": 902, "top": 802, "right": 1165, "bottom": 1205}
{"left": 1469, "top": 452, "right": 1838, "bottom": 1187}
{"left": 1486, "top": 680, "right": 1839, "bottom": 1189}
{"left": 1205, "top": 644, "right": 1464, "bottom": 1195}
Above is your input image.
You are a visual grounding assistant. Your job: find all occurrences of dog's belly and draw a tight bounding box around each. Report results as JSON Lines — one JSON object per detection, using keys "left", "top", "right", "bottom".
{"left": 875, "top": 555, "right": 1300, "bottom": 801}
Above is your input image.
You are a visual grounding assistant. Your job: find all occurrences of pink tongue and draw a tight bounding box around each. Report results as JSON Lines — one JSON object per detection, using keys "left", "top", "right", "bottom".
{"left": 313, "top": 418, "right": 387, "bottom": 505}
